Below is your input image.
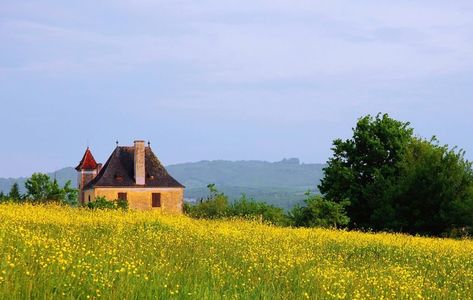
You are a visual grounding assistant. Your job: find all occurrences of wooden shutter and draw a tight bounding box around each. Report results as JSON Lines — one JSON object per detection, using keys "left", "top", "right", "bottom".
{"left": 118, "top": 193, "right": 127, "bottom": 201}
{"left": 152, "top": 193, "right": 161, "bottom": 207}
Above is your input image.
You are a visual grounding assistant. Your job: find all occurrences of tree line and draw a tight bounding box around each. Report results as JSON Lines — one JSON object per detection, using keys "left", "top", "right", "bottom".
{"left": 184, "top": 183, "right": 350, "bottom": 228}
{"left": 185, "top": 113, "right": 473, "bottom": 237}
{"left": 0, "top": 173, "right": 76, "bottom": 204}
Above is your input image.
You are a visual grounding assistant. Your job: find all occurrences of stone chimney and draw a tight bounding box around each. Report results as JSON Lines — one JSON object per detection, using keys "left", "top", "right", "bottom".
{"left": 134, "top": 140, "right": 145, "bottom": 185}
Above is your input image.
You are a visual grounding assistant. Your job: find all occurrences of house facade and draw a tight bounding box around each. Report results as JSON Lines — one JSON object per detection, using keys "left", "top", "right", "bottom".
{"left": 76, "top": 140, "right": 184, "bottom": 213}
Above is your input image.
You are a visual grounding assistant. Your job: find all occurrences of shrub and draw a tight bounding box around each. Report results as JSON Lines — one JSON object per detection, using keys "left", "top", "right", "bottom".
{"left": 229, "top": 194, "right": 290, "bottom": 226}
{"left": 86, "top": 196, "right": 128, "bottom": 210}
{"left": 185, "top": 184, "right": 290, "bottom": 226}
{"left": 185, "top": 184, "right": 229, "bottom": 219}
{"left": 290, "top": 192, "right": 350, "bottom": 228}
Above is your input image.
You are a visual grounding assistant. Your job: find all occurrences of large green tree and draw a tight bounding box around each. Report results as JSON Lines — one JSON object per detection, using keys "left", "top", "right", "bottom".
{"left": 319, "top": 113, "right": 473, "bottom": 235}
{"left": 319, "top": 113, "right": 413, "bottom": 229}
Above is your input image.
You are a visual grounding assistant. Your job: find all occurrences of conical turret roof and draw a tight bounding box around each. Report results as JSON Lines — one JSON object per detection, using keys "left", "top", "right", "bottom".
{"left": 75, "top": 147, "right": 99, "bottom": 171}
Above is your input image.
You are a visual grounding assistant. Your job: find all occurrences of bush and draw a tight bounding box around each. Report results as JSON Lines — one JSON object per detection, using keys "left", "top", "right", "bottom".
{"left": 229, "top": 194, "right": 290, "bottom": 226}
{"left": 86, "top": 196, "right": 128, "bottom": 210}
{"left": 444, "top": 227, "right": 472, "bottom": 239}
{"left": 185, "top": 184, "right": 230, "bottom": 219}
{"left": 185, "top": 184, "right": 290, "bottom": 226}
{"left": 290, "top": 192, "right": 350, "bottom": 228}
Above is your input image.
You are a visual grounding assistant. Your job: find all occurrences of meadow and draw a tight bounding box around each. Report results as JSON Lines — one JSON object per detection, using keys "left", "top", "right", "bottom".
{"left": 0, "top": 204, "right": 472, "bottom": 299}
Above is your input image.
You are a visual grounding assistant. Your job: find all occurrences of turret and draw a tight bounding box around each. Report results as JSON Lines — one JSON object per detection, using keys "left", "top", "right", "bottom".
{"left": 75, "top": 147, "right": 100, "bottom": 204}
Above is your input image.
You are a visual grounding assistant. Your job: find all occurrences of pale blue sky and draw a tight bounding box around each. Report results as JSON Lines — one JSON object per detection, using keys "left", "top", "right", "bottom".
{"left": 1, "top": 1, "right": 473, "bottom": 177}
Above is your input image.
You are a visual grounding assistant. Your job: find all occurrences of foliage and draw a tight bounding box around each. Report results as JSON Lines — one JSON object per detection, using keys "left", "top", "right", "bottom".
{"left": 0, "top": 167, "right": 77, "bottom": 202}
{"left": 8, "top": 183, "right": 22, "bottom": 201}
{"left": 0, "top": 203, "right": 473, "bottom": 299}
{"left": 229, "top": 194, "right": 290, "bottom": 226}
{"left": 25, "top": 173, "right": 51, "bottom": 202}
{"left": 86, "top": 196, "right": 128, "bottom": 210}
{"left": 47, "top": 179, "right": 63, "bottom": 201}
{"left": 185, "top": 184, "right": 290, "bottom": 225}
{"left": 24, "top": 173, "right": 77, "bottom": 204}
{"left": 290, "top": 191, "right": 350, "bottom": 228}
{"left": 393, "top": 138, "right": 473, "bottom": 235}
{"left": 62, "top": 181, "right": 78, "bottom": 205}
{"left": 184, "top": 184, "right": 230, "bottom": 219}
{"left": 319, "top": 113, "right": 473, "bottom": 235}
{"left": 319, "top": 113, "right": 413, "bottom": 229}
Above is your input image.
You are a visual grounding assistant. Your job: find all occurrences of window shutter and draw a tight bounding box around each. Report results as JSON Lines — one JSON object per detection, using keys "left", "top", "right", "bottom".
{"left": 152, "top": 193, "right": 161, "bottom": 207}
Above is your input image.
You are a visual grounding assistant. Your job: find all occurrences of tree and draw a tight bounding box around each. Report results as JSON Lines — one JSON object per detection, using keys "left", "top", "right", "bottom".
{"left": 25, "top": 173, "right": 51, "bottom": 202}
{"left": 8, "top": 183, "right": 22, "bottom": 201}
{"left": 24, "top": 173, "right": 78, "bottom": 204}
{"left": 62, "top": 181, "right": 78, "bottom": 204}
{"left": 290, "top": 192, "right": 350, "bottom": 228}
{"left": 47, "top": 179, "right": 64, "bottom": 201}
{"left": 319, "top": 113, "right": 413, "bottom": 229}
{"left": 394, "top": 138, "right": 473, "bottom": 235}
{"left": 319, "top": 113, "right": 473, "bottom": 235}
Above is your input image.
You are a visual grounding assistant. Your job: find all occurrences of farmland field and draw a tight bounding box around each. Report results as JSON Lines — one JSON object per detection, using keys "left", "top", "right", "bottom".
{"left": 0, "top": 204, "right": 472, "bottom": 299}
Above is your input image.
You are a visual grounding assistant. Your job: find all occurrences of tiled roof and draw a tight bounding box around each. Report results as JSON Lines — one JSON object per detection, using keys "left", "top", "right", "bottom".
{"left": 75, "top": 148, "right": 99, "bottom": 171}
{"left": 84, "top": 146, "right": 184, "bottom": 189}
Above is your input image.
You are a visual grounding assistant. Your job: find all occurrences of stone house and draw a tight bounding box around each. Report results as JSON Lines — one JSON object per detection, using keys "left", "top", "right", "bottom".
{"left": 76, "top": 140, "right": 184, "bottom": 213}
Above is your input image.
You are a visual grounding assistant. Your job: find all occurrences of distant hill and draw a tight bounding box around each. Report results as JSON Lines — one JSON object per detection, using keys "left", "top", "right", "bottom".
{"left": 0, "top": 159, "right": 326, "bottom": 209}
{"left": 167, "top": 158, "right": 325, "bottom": 209}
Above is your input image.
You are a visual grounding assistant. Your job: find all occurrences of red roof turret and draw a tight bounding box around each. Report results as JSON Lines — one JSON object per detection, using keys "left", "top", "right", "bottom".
{"left": 75, "top": 147, "right": 99, "bottom": 171}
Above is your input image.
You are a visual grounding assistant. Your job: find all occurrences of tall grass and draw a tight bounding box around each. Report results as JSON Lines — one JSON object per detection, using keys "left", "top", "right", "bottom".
{"left": 0, "top": 203, "right": 472, "bottom": 299}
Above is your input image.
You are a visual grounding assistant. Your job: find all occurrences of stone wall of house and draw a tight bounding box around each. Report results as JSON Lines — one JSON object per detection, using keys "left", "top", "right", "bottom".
{"left": 83, "top": 188, "right": 184, "bottom": 214}
{"left": 78, "top": 171, "right": 98, "bottom": 203}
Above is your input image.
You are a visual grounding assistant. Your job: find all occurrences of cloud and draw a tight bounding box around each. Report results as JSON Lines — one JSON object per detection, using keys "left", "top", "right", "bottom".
{"left": 2, "top": 1, "right": 473, "bottom": 83}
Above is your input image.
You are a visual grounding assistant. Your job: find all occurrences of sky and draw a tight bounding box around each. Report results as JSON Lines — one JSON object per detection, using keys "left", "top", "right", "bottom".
{"left": 1, "top": 1, "right": 473, "bottom": 177}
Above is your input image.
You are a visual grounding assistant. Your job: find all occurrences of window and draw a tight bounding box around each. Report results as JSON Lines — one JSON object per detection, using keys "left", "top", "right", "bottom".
{"left": 118, "top": 193, "right": 127, "bottom": 201}
{"left": 152, "top": 193, "right": 161, "bottom": 207}
{"left": 88, "top": 195, "right": 91, "bottom": 203}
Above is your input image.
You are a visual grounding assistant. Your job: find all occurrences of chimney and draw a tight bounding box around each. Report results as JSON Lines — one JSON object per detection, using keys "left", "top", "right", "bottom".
{"left": 134, "top": 140, "right": 145, "bottom": 185}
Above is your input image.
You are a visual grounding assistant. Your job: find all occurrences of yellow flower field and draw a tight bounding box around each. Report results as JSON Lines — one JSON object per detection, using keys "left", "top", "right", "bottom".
{"left": 0, "top": 203, "right": 472, "bottom": 299}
